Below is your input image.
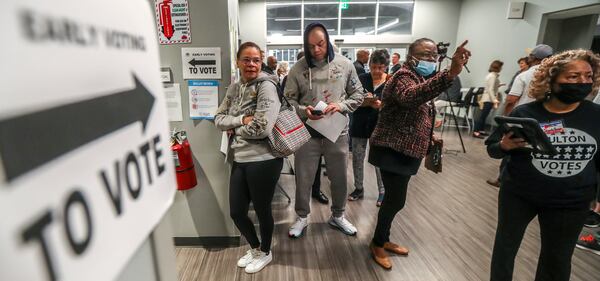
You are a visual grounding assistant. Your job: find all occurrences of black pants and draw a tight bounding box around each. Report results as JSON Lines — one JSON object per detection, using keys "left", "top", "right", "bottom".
{"left": 497, "top": 157, "right": 508, "bottom": 181}
{"left": 229, "top": 158, "right": 283, "bottom": 253}
{"left": 312, "top": 156, "right": 322, "bottom": 194}
{"left": 490, "top": 188, "right": 588, "bottom": 281}
{"left": 475, "top": 102, "right": 494, "bottom": 132}
{"left": 372, "top": 170, "right": 411, "bottom": 247}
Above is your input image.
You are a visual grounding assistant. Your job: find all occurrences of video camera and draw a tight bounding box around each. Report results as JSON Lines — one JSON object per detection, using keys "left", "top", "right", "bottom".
{"left": 437, "top": 42, "right": 450, "bottom": 60}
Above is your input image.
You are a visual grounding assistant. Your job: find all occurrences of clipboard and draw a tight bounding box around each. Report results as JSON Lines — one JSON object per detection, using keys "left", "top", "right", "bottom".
{"left": 494, "top": 116, "right": 558, "bottom": 155}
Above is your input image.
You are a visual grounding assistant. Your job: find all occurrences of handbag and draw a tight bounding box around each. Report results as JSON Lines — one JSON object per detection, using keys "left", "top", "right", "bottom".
{"left": 262, "top": 81, "right": 311, "bottom": 157}
{"left": 425, "top": 138, "right": 443, "bottom": 173}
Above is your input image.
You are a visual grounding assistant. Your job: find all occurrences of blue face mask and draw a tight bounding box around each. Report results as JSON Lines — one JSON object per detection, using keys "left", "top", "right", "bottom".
{"left": 414, "top": 60, "right": 437, "bottom": 77}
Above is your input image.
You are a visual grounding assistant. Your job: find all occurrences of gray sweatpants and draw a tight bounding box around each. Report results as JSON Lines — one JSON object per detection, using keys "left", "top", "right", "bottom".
{"left": 294, "top": 135, "right": 348, "bottom": 218}
{"left": 351, "top": 137, "right": 384, "bottom": 192}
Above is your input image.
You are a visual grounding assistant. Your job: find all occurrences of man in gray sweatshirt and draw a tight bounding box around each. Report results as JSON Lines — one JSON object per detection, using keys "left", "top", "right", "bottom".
{"left": 284, "top": 22, "right": 365, "bottom": 238}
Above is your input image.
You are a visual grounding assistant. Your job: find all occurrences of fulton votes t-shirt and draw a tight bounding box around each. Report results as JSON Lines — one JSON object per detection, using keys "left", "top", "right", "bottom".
{"left": 502, "top": 100, "right": 600, "bottom": 208}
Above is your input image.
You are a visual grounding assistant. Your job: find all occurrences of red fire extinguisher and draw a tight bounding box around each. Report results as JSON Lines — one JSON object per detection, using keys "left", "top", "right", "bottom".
{"left": 171, "top": 131, "right": 197, "bottom": 190}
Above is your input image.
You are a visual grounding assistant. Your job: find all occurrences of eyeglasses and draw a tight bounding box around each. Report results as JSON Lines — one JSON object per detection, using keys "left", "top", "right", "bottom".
{"left": 413, "top": 52, "right": 439, "bottom": 60}
{"left": 240, "top": 57, "right": 261, "bottom": 65}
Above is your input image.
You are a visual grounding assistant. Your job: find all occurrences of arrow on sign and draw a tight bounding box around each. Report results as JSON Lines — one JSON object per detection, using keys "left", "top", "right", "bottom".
{"left": 0, "top": 74, "right": 155, "bottom": 182}
{"left": 188, "top": 58, "right": 216, "bottom": 67}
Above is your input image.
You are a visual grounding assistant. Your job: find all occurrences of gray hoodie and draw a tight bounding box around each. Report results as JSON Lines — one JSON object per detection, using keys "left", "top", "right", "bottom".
{"left": 283, "top": 54, "right": 364, "bottom": 134}
{"left": 215, "top": 72, "right": 281, "bottom": 163}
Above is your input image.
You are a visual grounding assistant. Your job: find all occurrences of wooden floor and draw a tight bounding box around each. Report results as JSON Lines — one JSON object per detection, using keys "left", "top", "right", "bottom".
{"left": 175, "top": 130, "right": 600, "bottom": 281}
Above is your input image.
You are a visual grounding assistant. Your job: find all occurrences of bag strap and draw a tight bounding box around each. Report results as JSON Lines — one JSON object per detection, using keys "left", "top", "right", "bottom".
{"left": 259, "top": 80, "right": 292, "bottom": 108}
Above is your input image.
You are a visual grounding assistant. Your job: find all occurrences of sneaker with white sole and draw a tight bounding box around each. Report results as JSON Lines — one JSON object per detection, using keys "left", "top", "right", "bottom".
{"left": 289, "top": 216, "right": 308, "bottom": 238}
{"left": 237, "top": 248, "right": 261, "bottom": 268}
{"left": 328, "top": 215, "right": 357, "bottom": 236}
{"left": 245, "top": 251, "right": 272, "bottom": 273}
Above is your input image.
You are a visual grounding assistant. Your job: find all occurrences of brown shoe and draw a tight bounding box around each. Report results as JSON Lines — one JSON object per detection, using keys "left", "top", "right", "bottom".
{"left": 383, "top": 242, "right": 409, "bottom": 255}
{"left": 370, "top": 243, "right": 392, "bottom": 270}
{"left": 486, "top": 179, "right": 500, "bottom": 188}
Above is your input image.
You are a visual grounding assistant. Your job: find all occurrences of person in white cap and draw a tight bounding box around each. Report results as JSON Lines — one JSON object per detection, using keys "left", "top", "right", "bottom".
{"left": 503, "top": 44, "right": 554, "bottom": 115}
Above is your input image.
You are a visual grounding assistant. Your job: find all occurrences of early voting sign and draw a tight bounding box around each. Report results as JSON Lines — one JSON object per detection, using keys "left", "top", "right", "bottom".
{"left": 182, "top": 47, "right": 222, "bottom": 79}
{"left": 0, "top": 1, "right": 176, "bottom": 281}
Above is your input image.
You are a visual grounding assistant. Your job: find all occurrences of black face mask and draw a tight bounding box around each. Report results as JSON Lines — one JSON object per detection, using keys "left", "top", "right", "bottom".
{"left": 552, "top": 83, "right": 592, "bottom": 104}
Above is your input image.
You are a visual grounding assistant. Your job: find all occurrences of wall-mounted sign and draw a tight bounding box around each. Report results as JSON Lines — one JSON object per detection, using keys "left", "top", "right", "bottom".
{"left": 160, "top": 67, "right": 173, "bottom": 83}
{"left": 155, "top": 0, "right": 192, "bottom": 44}
{"left": 0, "top": 1, "right": 176, "bottom": 280}
{"left": 188, "top": 80, "right": 219, "bottom": 120}
{"left": 164, "top": 83, "right": 183, "bottom": 121}
{"left": 182, "top": 47, "right": 222, "bottom": 80}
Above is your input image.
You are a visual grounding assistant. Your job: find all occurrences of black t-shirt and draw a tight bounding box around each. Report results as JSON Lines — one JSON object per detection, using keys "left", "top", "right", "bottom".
{"left": 496, "top": 101, "right": 600, "bottom": 208}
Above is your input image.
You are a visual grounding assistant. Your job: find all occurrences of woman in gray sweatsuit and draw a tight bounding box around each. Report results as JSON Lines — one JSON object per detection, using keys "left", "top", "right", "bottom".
{"left": 214, "top": 42, "right": 282, "bottom": 274}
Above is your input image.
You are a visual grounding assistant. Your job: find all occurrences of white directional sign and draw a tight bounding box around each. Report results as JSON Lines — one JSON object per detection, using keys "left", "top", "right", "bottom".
{"left": 182, "top": 47, "right": 222, "bottom": 79}
{"left": 0, "top": 1, "right": 176, "bottom": 281}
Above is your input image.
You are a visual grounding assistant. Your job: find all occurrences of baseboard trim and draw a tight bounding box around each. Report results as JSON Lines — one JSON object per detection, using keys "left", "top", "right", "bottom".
{"left": 174, "top": 236, "right": 241, "bottom": 248}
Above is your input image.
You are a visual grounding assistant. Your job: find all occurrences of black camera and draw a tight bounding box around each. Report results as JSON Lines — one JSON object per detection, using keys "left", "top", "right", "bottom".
{"left": 437, "top": 42, "right": 450, "bottom": 58}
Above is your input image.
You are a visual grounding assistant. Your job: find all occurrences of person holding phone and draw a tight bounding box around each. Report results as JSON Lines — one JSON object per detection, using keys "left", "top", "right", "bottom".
{"left": 348, "top": 49, "right": 389, "bottom": 206}
{"left": 284, "top": 22, "right": 365, "bottom": 238}
{"left": 486, "top": 49, "right": 600, "bottom": 281}
{"left": 367, "top": 38, "right": 471, "bottom": 269}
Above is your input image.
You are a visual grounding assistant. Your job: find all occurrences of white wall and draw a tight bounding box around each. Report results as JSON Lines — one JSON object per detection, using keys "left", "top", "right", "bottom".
{"left": 412, "top": 0, "right": 462, "bottom": 51}
{"left": 455, "top": 0, "right": 600, "bottom": 88}
{"left": 239, "top": 0, "right": 267, "bottom": 50}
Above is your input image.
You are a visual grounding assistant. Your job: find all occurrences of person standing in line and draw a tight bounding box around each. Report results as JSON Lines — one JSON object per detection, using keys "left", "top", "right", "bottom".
{"left": 487, "top": 49, "right": 600, "bottom": 281}
{"left": 504, "top": 57, "right": 529, "bottom": 96}
{"left": 575, "top": 91, "right": 600, "bottom": 255}
{"left": 354, "top": 49, "right": 370, "bottom": 75}
{"left": 266, "top": 56, "right": 278, "bottom": 76}
{"left": 280, "top": 51, "right": 330, "bottom": 205}
{"left": 348, "top": 49, "right": 389, "bottom": 206}
{"left": 367, "top": 38, "right": 471, "bottom": 269}
{"left": 284, "top": 22, "right": 365, "bottom": 238}
{"left": 504, "top": 44, "right": 554, "bottom": 115}
{"left": 214, "top": 42, "right": 282, "bottom": 274}
{"left": 487, "top": 57, "right": 529, "bottom": 187}
{"left": 473, "top": 60, "right": 503, "bottom": 139}
{"left": 390, "top": 52, "right": 402, "bottom": 74}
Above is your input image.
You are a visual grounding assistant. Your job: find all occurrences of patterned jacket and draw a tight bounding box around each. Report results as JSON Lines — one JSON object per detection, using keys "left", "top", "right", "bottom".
{"left": 370, "top": 63, "right": 453, "bottom": 159}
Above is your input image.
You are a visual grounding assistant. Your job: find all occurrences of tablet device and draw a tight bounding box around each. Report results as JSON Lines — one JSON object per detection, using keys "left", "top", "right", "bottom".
{"left": 494, "top": 116, "right": 558, "bottom": 155}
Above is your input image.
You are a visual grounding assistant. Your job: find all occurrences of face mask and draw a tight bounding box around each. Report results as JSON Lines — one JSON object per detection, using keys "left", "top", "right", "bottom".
{"left": 552, "top": 83, "right": 592, "bottom": 104}
{"left": 414, "top": 60, "right": 437, "bottom": 77}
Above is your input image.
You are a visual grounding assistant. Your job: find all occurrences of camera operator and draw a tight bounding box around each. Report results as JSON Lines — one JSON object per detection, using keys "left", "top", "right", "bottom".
{"left": 367, "top": 38, "right": 471, "bottom": 269}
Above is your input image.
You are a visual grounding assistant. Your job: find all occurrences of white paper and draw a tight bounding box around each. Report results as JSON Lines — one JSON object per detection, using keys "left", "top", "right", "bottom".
{"left": 314, "top": 100, "right": 327, "bottom": 111}
{"left": 220, "top": 131, "right": 229, "bottom": 155}
{"left": 163, "top": 83, "right": 183, "bottom": 121}
{"left": 306, "top": 112, "right": 348, "bottom": 143}
{"left": 188, "top": 80, "right": 219, "bottom": 119}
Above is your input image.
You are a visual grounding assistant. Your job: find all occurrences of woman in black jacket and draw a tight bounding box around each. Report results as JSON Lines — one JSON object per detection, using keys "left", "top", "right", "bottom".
{"left": 348, "top": 49, "right": 389, "bottom": 205}
{"left": 486, "top": 49, "right": 600, "bottom": 281}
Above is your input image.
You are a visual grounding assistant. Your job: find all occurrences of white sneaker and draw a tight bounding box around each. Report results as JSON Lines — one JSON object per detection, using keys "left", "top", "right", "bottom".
{"left": 328, "top": 215, "right": 357, "bottom": 236}
{"left": 245, "top": 251, "right": 272, "bottom": 273}
{"left": 288, "top": 216, "right": 308, "bottom": 238}
{"left": 237, "top": 248, "right": 260, "bottom": 268}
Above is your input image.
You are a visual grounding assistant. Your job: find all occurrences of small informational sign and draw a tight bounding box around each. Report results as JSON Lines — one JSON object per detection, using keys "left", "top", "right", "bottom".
{"left": 164, "top": 83, "right": 183, "bottom": 121}
{"left": 0, "top": 1, "right": 176, "bottom": 281}
{"left": 182, "top": 47, "right": 222, "bottom": 80}
{"left": 155, "top": 0, "right": 192, "bottom": 44}
{"left": 160, "top": 67, "right": 173, "bottom": 83}
{"left": 188, "top": 80, "right": 219, "bottom": 120}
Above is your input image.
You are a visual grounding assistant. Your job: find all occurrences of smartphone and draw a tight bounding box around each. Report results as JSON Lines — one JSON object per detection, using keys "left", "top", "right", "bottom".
{"left": 311, "top": 110, "right": 323, "bottom": 116}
